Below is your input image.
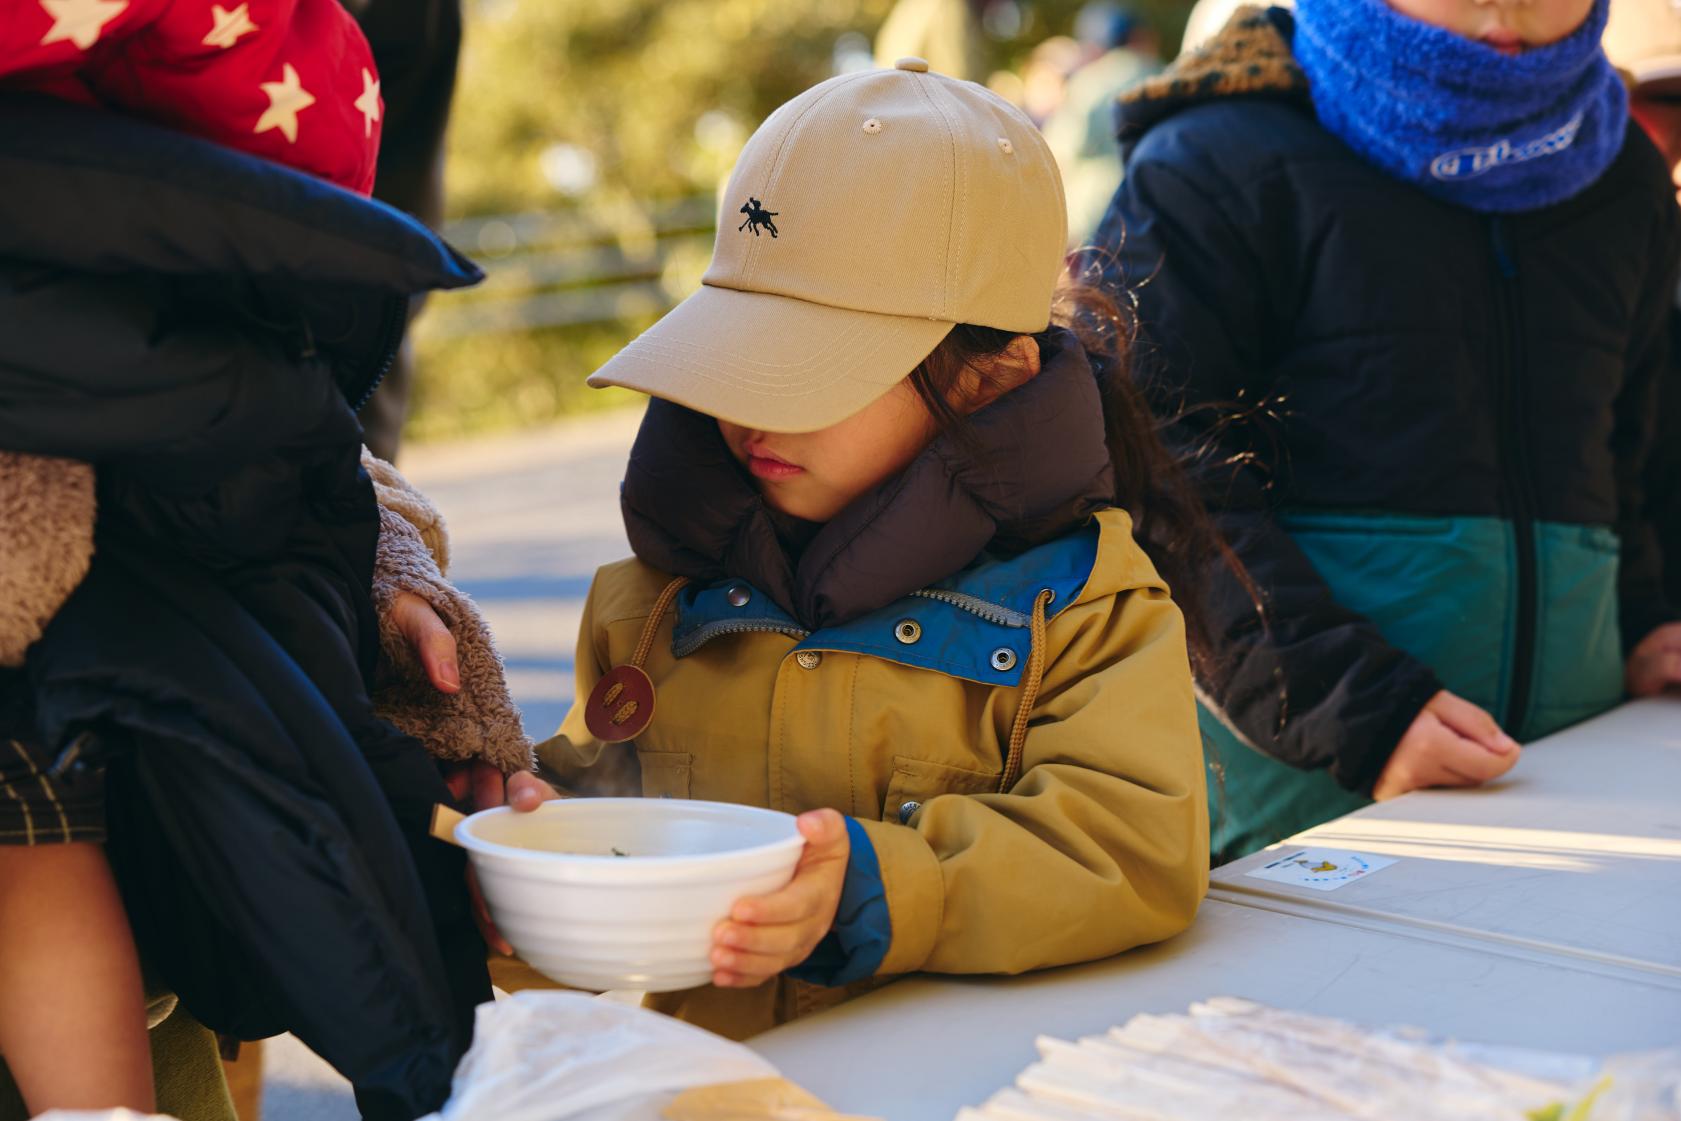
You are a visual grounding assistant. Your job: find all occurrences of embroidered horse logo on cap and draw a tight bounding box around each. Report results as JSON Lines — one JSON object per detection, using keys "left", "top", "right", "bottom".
{"left": 738, "top": 197, "right": 780, "bottom": 238}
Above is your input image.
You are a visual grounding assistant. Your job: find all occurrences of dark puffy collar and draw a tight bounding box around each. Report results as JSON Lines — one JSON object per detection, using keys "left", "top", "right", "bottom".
{"left": 620, "top": 328, "right": 1116, "bottom": 631}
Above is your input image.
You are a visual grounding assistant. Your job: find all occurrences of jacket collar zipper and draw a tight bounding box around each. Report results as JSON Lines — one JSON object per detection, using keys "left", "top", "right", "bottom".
{"left": 673, "top": 585, "right": 1038, "bottom": 660}
{"left": 671, "top": 618, "right": 809, "bottom": 659}
{"left": 350, "top": 293, "right": 411, "bottom": 412}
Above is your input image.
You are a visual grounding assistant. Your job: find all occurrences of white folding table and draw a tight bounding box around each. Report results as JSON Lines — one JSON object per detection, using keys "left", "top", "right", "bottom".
{"left": 750, "top": 898, "right": 1681, "bottom": 1120}
{"left": 750, "top": 699, "right": 1681, "bottom": 1120}
{"left": 1209, "top": 696, "right": 1681, "bottom": 978}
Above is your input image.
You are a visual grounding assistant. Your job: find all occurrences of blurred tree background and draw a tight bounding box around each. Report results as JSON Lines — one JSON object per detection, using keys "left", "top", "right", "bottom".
{"left": 407, "top": 0, "right": 1194, "bottom": 443}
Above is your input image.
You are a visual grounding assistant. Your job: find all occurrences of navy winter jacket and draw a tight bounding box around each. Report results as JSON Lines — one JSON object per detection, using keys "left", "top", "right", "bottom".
{"left": 0, "top": 94, "right": 487, "bottom": 1119}
{"left": 1096, "top": 9, "right": 1681, "bottom": 858}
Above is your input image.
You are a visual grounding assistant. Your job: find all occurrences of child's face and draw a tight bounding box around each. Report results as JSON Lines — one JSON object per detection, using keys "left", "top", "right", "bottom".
{"left": 1385, "top": 0, "right": 1594, "bottom": 51}
{"left": 718, "top": 382, "right": 938, "bottom": 523}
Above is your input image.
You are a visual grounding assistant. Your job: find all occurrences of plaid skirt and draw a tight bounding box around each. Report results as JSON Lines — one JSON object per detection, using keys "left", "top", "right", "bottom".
{"left": 0, "top": 733, "right": 106, "bottom": 845}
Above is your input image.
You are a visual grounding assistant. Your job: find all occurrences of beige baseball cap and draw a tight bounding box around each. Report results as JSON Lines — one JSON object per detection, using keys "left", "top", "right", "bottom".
{"left": 1605, "top": 0, "right": 1681, "bottom": 93}
{"left": 586, "top": 57, "right": 1068, "bottom": 433}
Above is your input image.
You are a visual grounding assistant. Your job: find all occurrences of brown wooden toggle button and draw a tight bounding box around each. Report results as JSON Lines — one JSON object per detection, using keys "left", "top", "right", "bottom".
{"left": 585, "top": 663, "right": 658, "bottom": 743}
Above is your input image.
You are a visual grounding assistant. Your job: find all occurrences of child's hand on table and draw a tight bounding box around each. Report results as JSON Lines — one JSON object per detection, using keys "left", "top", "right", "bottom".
{"left": 1626, "top": 622, "right": 1681, "bottom": 697}
{"left": 1373, "top": 689, "right": 1520, "bottom": 801}
{"left": 710, "top": 809, "right": 849, "bottom": 989}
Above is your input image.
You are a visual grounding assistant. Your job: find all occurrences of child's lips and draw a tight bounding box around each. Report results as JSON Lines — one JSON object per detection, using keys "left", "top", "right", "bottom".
{"left": 745, "top": 449, "right": 804, "bottom": 480}
{"left": 1482, "top": 30, "right": 1524, "bottom": 55}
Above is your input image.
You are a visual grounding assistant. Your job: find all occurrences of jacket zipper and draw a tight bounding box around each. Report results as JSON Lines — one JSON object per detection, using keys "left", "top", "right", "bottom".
{"left": 1489, "top": 217, "right": 1538, "bottom": 733}
{"left": 350, "top": 293, "right": 412, "bottom": 412}
{"left": 909, "top": 588, "right": 1033, "bottom": 628}
{"left": 671, "top": 619, "right": 809, "bottom": 659}
{"left": 673, "top": 587, "right": 1033, "bottom": 658}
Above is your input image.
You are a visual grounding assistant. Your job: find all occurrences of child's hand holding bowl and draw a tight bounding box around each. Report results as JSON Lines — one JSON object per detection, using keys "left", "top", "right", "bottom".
{"left": 709, "top": 809, "right": 849, "bottom": 988}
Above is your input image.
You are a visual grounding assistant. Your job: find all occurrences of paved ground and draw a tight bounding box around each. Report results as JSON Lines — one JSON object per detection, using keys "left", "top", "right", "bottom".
{"left": 262, "top": 409, "right": 643, "bottom": 1119}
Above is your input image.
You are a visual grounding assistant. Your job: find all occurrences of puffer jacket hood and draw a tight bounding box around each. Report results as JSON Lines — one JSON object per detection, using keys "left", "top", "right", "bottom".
{"left": 620, "top": 328, "right": 1116, "bottom": 631}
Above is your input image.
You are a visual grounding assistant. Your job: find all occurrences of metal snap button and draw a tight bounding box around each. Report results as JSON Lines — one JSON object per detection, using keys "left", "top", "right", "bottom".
{"left": 898, "top": 800, "right": 922, "bottom": 824}
{"left": 726, "top": 584, "right": 752, "bottom": 608}
{"left": 795, "top": 650, "right": 823, "bottom": 670}
{"left": 990, "top": 647, "right": 1018, "bottom": 672}
{"left": 894, "top": 619, "right": 922, "bottom": 644}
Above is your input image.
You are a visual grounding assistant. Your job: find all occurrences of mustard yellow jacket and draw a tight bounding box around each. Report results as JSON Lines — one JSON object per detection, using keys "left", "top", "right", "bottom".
{"left": 516, "top": 507, "right": 1207, "bottom": 1038}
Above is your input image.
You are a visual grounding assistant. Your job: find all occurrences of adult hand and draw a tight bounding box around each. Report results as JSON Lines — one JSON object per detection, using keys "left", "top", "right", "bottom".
{"left": 441, "top": 764, "right": 563, "bottom": 956}
{"left": 1626, "top": 622, "right": 1681, "bottom": 697}
{"left": 1372, "top": 690, "right": 1519, "bottom": 801}
{"left": 709, "top": 809, "right": 849, "bottom": 989}
{"left": 400, "top": 592, "right": 567, "bottom": 950}
{"left": 451, "top": 769, "right": 562, "bottom": 956}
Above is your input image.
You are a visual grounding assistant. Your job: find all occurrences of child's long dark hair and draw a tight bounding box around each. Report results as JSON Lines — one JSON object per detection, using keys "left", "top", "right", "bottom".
{"left": 904, "top": 258, "right": 1236, "bottom": 670}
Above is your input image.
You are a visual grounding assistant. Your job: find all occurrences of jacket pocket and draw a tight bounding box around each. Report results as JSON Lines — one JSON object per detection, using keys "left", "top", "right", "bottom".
{"left": 635, "top": 750, "right": 692, "bottom": 799}
{"left": 883, "top": 756, "right": 999, "bottom": 824}
{"left": 1527, "top": 522, "right": 1623, "bottom": 738}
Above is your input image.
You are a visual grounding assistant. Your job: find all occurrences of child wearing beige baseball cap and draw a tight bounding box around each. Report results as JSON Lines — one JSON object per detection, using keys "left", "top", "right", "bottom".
{"left": 505, "top": 57, "right": 1217, "bottom": 1038}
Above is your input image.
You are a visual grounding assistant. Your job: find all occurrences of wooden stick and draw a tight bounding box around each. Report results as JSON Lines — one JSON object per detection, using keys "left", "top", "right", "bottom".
{"left": 430, "top": 803, "right": 467, "bottom": 846}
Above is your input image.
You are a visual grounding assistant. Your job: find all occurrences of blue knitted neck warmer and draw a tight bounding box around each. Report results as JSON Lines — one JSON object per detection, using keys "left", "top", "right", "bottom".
{"left": 1293, "top": 0, "right": 1628, "bottom": 213}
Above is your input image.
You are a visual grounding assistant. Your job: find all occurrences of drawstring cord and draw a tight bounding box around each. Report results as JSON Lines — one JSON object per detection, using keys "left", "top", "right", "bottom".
{"left": 999, "top": 589, "right": 1055, "bottom": 792}
{"left": 631, "top": 576, "right": 690, "bottom": 669}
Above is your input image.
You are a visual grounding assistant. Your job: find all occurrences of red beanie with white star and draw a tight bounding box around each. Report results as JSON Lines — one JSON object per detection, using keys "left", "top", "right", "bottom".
{"left": 1, "top": 0, "right": 382, "bottom": 195}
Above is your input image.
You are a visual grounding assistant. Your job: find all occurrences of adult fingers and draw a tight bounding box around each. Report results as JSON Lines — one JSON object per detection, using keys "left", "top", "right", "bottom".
{"left": 392, "top": 592, "right": 460, "bottom": 694}
{"left": 1429, "top": 691, "right": 1516, "bottom": 754}
{"left": 507, "top": 770, "right": 563, "bottom": 812}
{"left": 442, "top": 763, "right": 471, "bottom": 804}
{"left": 467, "top": 867, "right": 513, "bottom": 957}
{"left": 470, "top": 761, "right": 506, "bottom": 813}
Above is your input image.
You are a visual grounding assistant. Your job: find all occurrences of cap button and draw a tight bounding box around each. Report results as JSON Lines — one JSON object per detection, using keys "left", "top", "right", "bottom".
{"left": 894, "top": 56, "right": 930, "bottom": 72}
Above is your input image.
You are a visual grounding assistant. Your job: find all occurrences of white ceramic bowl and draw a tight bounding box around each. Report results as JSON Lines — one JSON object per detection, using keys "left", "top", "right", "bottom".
{"left": 456, "top": 798, "right": 804, "bottom": 992}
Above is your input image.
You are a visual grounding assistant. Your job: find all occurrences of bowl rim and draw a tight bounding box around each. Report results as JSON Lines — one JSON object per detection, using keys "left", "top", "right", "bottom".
{"left": 454, "top": 797, "right": 806, "bottom": 868}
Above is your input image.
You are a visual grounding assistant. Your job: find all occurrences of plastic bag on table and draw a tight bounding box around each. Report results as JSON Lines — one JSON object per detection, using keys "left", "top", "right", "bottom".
{"left": 421, "top": 991, "right": 782, "bottom": 1121}
{"left": 1553, "top": 1049, "right": 1681, "bottom": 1121}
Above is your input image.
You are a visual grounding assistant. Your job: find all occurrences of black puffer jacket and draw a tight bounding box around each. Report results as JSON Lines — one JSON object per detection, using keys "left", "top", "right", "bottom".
{"left": 0, "top": 95, "right": 488, "bottom": 1120}
{"left": 1095, "top": 8, "right": 1680, "bottom": 854}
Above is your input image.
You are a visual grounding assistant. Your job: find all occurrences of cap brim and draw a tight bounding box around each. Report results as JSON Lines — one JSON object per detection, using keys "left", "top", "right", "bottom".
{"left": 586, "top": 285, "right": 955, "bottom": 433}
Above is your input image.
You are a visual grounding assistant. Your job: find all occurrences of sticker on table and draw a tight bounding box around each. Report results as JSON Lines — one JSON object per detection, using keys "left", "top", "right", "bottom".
{"left": 1244, "top": 848, "right": 1397, "bottom": 892}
